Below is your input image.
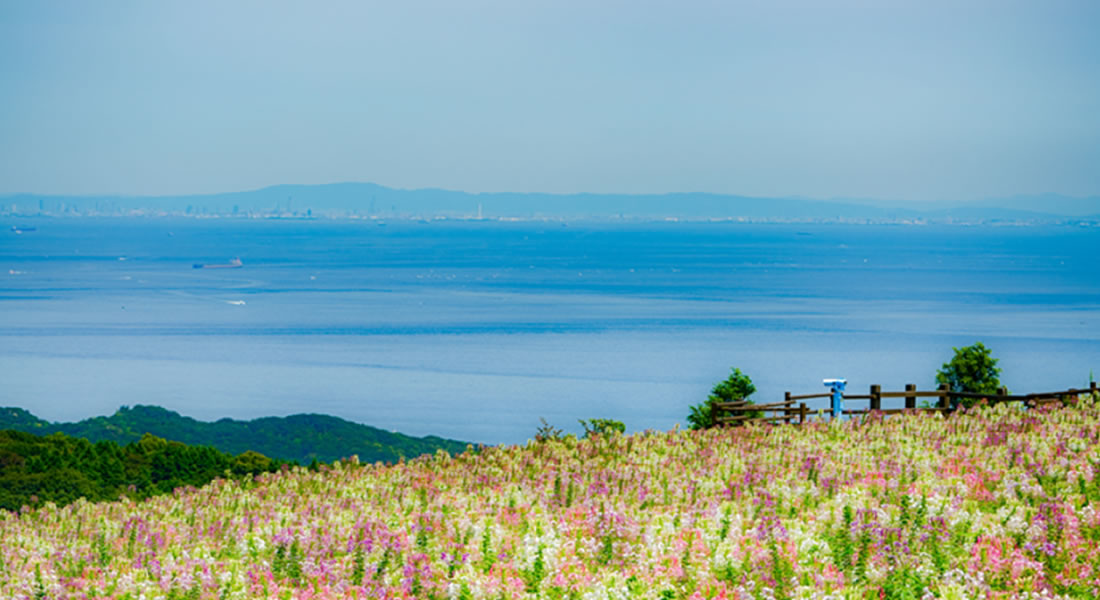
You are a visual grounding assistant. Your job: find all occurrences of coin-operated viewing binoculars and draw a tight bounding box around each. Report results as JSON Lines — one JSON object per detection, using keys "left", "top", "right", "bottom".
{"left": 823, "top": 378, "right": 847, "bottom": 419}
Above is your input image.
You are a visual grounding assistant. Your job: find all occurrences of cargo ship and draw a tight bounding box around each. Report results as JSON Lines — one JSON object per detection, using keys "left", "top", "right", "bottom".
{"left": 192, "top": 257, "right": 243, "bottom": 269}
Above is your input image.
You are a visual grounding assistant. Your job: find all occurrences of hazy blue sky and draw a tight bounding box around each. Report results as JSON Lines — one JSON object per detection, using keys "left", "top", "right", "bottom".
{"left": 2, "top": 1, "right": 1098, "bottom": 201}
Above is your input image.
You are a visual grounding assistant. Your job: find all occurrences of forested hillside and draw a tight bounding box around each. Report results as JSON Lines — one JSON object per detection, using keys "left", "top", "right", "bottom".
{"left": 0, "top": 405, "right": 471, "bottom": 464}
{"left": 0, "top": 429, "right": 279, "bottom": 511}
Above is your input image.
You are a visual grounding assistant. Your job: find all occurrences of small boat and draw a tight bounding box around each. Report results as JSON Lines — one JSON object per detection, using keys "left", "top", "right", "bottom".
{"left": 193, "top": 257, "right": 243, "bottom": 269}
{"left": 10, "top": 226, "right": 36, "bottom": 234}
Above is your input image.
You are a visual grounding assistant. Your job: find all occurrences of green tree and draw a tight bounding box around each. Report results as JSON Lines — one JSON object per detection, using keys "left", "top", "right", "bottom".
{"left": 688, "top": 368, "right": 757, "bottom": 430}
{"left": 936, "top": 342, "right": 1002, "bottom": 407}
{"left": 231, "top": 450, "right": 273, "bottom": 476}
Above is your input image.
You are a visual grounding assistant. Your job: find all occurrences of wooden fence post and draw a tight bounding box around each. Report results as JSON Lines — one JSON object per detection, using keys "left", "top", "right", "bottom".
{"left": 784, "top": 391, "right": 792, "bottom": 425}
{"left": 938, "top": 383, "right": 950, "bottom": 411}
{"left": 870, "top": 384, "right": 881, "bottom": 412}
{"left": 905, "top": 383, "right": 916, "bottom": 410}
{"left": 799, "top": 403, "right": 807, "bottom": 425}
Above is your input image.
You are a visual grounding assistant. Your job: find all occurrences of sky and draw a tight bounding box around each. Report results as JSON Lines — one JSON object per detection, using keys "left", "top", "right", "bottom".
{"left": 1, "top": 0, "right": 1098, "bottom": 202}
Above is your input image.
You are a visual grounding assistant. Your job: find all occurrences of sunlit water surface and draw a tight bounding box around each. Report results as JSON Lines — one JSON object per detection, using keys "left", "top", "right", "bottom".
{"left": 2, "top": 219, "right": 1097, "bottom": 444}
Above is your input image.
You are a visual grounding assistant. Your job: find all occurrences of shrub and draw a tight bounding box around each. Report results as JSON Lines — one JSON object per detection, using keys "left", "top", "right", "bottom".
{"left": 578, "top": 419, "right": 625, "bottom": 438}
{"left": 687, "top": 368, "right": 757, "bottom": 429}
{"left": 534, "top": 418, "right": 564, "bottom": 443}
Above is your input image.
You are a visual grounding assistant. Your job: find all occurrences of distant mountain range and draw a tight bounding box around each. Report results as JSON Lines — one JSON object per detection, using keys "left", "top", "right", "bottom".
{"left": 0, "top": 405, "right": 472, "bottom": 464}
{"left": 3, "top": 183, "right": 1097, "bottom": 222}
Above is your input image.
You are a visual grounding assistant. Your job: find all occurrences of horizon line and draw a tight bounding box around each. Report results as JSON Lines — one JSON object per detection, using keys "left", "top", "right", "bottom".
{"left": 3, "top": 181, "right": 1099, "bottom": 205}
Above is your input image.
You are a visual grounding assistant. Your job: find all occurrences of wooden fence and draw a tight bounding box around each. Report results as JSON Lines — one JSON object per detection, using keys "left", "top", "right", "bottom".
{"left": 715, "top": 381, "right": 1099, "bottom": 426}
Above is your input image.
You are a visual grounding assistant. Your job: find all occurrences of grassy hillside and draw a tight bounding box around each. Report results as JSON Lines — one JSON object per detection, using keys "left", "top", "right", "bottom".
{"left": 0, "top": 405, "right": 471, "bottom": 465}
{"left": 3, "top": 399, "right": 1099, "bottom": 598}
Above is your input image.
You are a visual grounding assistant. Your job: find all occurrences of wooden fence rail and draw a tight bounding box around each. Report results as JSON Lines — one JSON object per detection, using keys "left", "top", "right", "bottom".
{"left": 787, "top": 392, "right": 832, "bottom": 401}
{"left": 716, "top": 381, "right": 1098, "bottom": 427}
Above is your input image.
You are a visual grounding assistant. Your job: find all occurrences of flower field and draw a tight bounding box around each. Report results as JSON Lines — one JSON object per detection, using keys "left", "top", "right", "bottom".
{"left": 3, "top": 400, "right": 1100, "bottom": 599}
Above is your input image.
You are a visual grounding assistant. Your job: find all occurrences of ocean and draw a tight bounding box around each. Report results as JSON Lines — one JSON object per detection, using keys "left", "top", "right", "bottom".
{"left": 2, "top": 218, "right": 1098, "bottom": 445}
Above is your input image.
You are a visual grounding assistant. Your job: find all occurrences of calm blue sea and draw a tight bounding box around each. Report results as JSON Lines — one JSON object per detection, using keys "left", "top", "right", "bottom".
{"left": 2, "top": 218, "right": 1098, "bottom": 444}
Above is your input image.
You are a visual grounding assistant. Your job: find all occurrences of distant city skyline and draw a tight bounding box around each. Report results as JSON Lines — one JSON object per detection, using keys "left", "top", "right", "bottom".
{"left": 2, "top": 1, "right": 1099, "bottom": 202}
{"left": 4, "top": 182, "right": 1098, "bottom": 222}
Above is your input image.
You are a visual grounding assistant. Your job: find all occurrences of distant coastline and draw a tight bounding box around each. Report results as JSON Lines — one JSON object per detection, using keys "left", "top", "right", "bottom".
{"left": 2, "top": 182, "right": 1097, "bottom": 226}
{"left": 7, "top": 213, "right": 1099, "bottom": 227}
